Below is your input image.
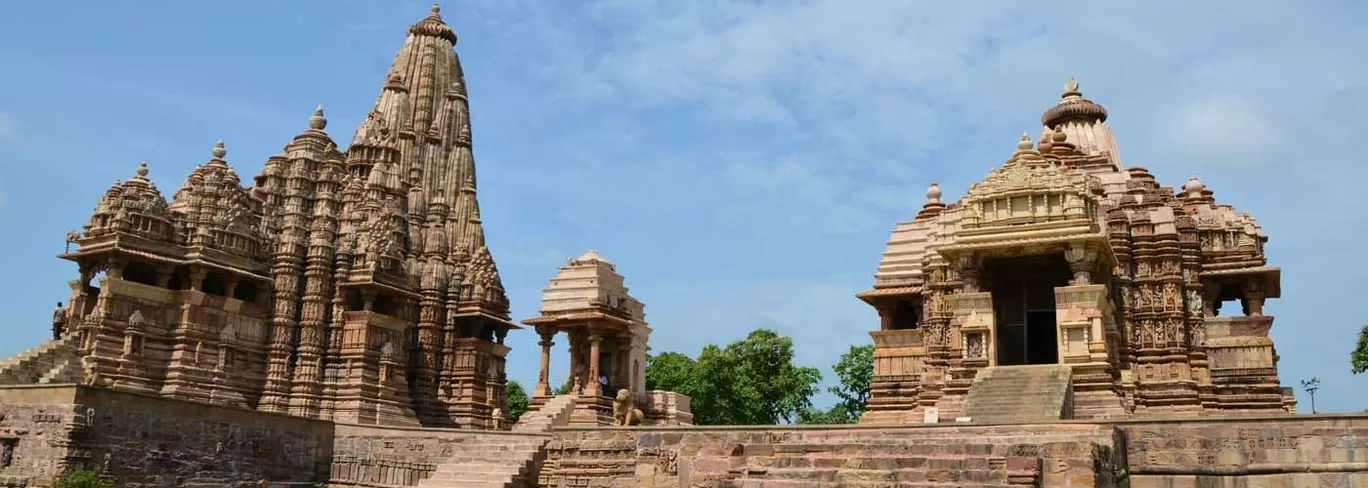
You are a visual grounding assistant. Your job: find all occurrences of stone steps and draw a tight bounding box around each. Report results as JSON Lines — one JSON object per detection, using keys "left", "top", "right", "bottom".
{"left": 962, "top": 365, "right": 1073, "bottom": 423}
{"left": 512, "top": 394, "right": 578, "bottom": 433}
{"left": 415, "top": 422, "right": 554, "bottom": 488}
{"left": 0, "top": 333, "right": 80, "bottom": 385}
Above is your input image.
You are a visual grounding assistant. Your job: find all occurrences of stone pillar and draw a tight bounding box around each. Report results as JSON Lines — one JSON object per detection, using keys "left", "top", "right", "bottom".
{"left": 1065, "top": 243, "right": 1097, "bottom": 286}
{"left": 617, "top": 339, "right": 632, "bottom": 394}
{"left": 959, "top": 261, "right": 982, "bottom": 293}
{"left": 224, "top": 275, "right": 239, "bottom": 299}
{"left": 106, "top": 256, "right": 126, "bottom": 280}
{"left": 878, "top": 306, "right": 894, "bottom": 331}
{"left": 586, "top": 332, "right": 603, "bottom": 397}
{"left": 535, "top": 329, "right": 555, "bottom": 398}
{"left": 1242, "top": 281, "right": 1265, "bottom": 317}
{"left": 155, "top": 266, "right": 174, "bottom": 288}
{"left": 188, "top": 266, "right": 207, "bottom": 291}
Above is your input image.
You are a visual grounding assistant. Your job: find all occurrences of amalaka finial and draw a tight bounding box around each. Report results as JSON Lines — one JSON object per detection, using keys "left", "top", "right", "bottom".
{"left": 1051, "top": 126, "right": 1068, "bottom": 143}
{"left": 309, "top": 105, "right": 327, "bottom": 130}
{"left": 135, "top": 161, "right": 149, "bottom": 178}
{"left": 1017, "top": 132, "right": 1033, "bottom": 150}
{"left": 1064, "top": 77, "right": 1080, "bottom": 96}
{"left": 431, "top": 3, "right": 441, "bottom": 15}
{"left": 212, "top": 140, "right": 227, "bottom": 159}
{"left": 926, "top": 182, "right": 942, "bottom": 204}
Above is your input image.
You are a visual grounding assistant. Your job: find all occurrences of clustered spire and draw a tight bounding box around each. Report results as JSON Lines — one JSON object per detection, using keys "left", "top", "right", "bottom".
{"left": 58, "top": 5, "right": 514, "bottom": 430}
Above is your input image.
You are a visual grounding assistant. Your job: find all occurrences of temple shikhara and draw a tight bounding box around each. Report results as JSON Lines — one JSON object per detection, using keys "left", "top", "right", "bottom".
{"left": 857, "top": 79, "right": 1293, "bottom": 424}
{"left": 1, "top": 6, "right": 1358, "bottom": 488}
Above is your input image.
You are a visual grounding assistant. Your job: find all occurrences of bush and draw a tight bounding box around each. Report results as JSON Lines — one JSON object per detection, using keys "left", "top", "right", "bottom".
{"left": 53, "top": 470, "right": 113, "bottom": 488}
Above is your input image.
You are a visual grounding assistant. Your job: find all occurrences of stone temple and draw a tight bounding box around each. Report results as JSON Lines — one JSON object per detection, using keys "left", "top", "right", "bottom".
{"left": 1, "top": 6, "right": 1365, "bottom": 488}
{"left": 857, "top": 79, "right": 1295, "bottom": 425}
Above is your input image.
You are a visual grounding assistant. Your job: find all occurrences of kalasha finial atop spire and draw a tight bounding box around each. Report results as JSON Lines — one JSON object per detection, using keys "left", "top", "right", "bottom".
{"left": 1064, "top": 77, "right": 1081, "bottom": 97}
{"left": 1043, "top": 76, "right": 1108, "bottom": 127}
{"left": 212, "top": 140, "right": 227, "bottom": 159}
{"left": 1017, "top": 132, "right": 1033, "bottom": 150}
{"left": 916, "top": 181, "right": 947, "bottom": 220}
{"left": 410, "top": 2, "right": 457, "bottom": 43}
{"left": 135, "top": 161, "right": 149, "bottom": 178}
{"left": 309, "top": 105, "right": 327, "bottom": 130}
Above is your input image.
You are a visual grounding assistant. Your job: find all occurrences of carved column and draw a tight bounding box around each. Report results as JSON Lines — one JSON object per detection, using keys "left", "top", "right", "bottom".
{"left": 957, "top": 256, "right": 982, "bottom": 293}
{"left": 535, "top": 328, "right": 555, "bottom": 398}
{"left": 1242, "top": 280, "right": 1265, "bottom": 317}
{"left": 224, "top": 275, "right": 240, "bottom": 299}
{"left": 188, "top": 266, "right": 207, "bottom": 291}
{"left": 616, "top": 339, "right": 632, "bottom": 394}
{"left": 877, "top": 306, "right": 894, "bottom": 331}
{"left": 1065, "top": 243, "right": 1097, "bottom": 286}
{"left": 586, "top": 331, "right": 604, "bottom": 398}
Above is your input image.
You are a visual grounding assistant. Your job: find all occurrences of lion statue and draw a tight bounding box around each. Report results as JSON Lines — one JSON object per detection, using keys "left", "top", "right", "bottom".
{"left": 612, "top": 389, "right": 644, "bottom": 426}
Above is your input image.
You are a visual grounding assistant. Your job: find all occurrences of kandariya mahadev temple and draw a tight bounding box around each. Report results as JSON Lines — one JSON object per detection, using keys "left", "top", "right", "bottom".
{"left": 0, "top": 5, "right": 1363, "bottom": 488}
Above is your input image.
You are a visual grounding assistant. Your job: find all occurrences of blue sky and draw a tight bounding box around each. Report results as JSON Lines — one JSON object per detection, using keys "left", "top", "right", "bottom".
{"left": 1, "top": 0, "right": 1365, "bottom": 413}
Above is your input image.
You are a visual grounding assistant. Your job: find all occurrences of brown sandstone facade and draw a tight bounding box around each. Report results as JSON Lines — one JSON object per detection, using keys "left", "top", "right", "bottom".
{"left": 858, "top": 80, "right": 1294, "bottom": 424}
{"left": 12, "top": 5, "right": 516, "bottom": 430}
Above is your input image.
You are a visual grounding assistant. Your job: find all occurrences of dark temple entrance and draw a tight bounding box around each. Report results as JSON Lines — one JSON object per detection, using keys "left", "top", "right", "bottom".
{"left": 985, "top": 254, "right": 1072, "bottom": 366}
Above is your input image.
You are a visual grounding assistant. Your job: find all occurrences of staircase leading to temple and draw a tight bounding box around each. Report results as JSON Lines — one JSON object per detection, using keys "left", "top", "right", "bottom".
{"left": 513, "top": 394, "right": 578, "bottom": 432}
{"left": 962, "top": 365, "right": 1073, "bottom": 424}
{"left": 416, "top": 395, "right": 578, "bottom": 488}
{"left": 416, "top": 435, "right": 548, "bottom": 488}
{"left": 0, "top": 332, "right": 82, "bottom": 385}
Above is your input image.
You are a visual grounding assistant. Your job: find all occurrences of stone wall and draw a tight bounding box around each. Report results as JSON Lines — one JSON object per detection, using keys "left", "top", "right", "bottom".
{"left": 5, "top": 384, "right": 1367, "bottom": 488}
{"left": 540, "top": 423, "right": 1121, "bottom": 487}
{"left": 329, "top": 423, "right": 549, "bottom": 487}
{"left": 0, "top": 386, "right": 83, "bottom": 487}
{"left": 0, "top": 385, "right": 334, "bottom": 488}
{"left": 1121, "top": 414, "right": 1368, "bottom": 488}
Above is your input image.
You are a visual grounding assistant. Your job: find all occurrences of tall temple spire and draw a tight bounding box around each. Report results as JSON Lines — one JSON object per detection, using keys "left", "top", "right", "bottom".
{"left": 348, "top": 5, "right": 507, "bottom": 321}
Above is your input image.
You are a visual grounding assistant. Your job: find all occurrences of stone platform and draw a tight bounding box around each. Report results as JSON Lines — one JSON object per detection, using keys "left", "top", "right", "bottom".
{"left": 2, "top": 385, "right": 1366, "bottom": 488}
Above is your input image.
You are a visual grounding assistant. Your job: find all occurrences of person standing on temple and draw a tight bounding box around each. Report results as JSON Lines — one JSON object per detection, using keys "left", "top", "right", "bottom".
{"left": 51, "top": 302, "right": 67, "bottom": 340}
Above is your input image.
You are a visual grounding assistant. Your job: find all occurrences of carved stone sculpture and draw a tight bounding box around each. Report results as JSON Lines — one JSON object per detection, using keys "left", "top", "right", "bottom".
{"left": 613, "top": 389, "right": 644, "bottom": 427}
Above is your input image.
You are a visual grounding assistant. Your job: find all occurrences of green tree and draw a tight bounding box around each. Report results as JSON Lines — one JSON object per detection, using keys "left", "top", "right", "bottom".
{"left": 506, "top": 380, "right": 530, "bottom": 423}
{"left": 645, "top": 352, "right": 698, "bottom": 393}
{"left": 554, "top": 381, "right": 573, "bottom": 395}
{"left": 829, "top": 344, "right": 874, "bottom": 421}
{"left": 796, "top": 404, "right": 855, "bottom": 425}
{"left": 1353, "top": 321, "right": 1368, "bottom": 375}
{"left": 53, "top": 471, "right": 113, "bottom": 488}
{"left": 645, "top": 329, "right": 821, "bottom": 425}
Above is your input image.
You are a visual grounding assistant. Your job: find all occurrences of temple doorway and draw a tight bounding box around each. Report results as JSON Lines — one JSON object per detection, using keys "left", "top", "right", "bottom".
{"left": 985, "top": 254, "right": 1072, "bottom": 366}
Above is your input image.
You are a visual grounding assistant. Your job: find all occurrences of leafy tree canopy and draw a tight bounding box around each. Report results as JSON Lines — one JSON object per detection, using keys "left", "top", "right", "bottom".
{"left": 506, "top": 380, "right": 530, "bottom": 423}
{"left": 646, "top": 329, "right": 822, "bottom": 425}
{"left": 1352, "top": 321, "right": 1368, "bottom": 375}
{"left": 795, "top": 344, "right": 874, "bottom": 425}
